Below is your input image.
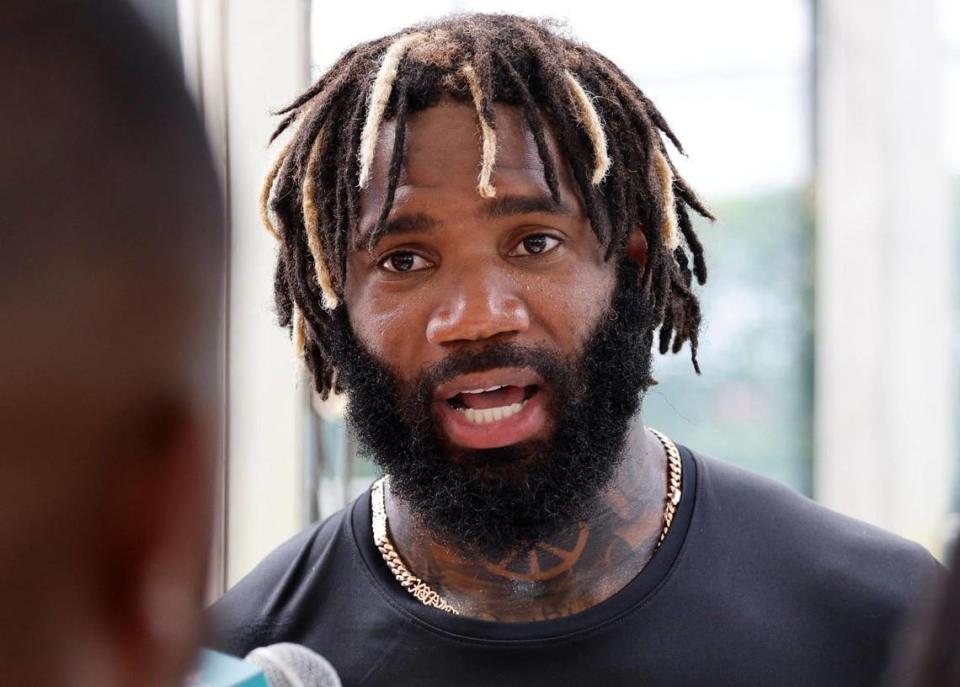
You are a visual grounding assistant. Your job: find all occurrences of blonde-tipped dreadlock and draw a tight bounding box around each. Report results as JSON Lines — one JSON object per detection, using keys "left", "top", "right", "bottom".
{"left": 259, "top": 143, "right": 290, "bottom": 241}
{"left": 261, "top": 14, "right": 713, "bottom": 397}
{"left": 563, "top": 70, "right": 611, "bottom": 185}
{"left": 461, "top": 62, "right": 498, "bottom": 198}
{"left": 292, "top": 305, "right": 307, "bottom": 359}
{"left": 358, "top": 32, "right": 427, "bottom": 189}
{"left": 302, "top": 129, "right": 340, "bottom": 309}
{"left": 653, "top": 149, "right": 679, "bottom": 251}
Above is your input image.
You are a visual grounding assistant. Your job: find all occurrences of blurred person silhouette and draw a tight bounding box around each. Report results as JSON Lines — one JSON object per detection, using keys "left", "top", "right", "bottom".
{"left": 0, "top": 1, "right": 224, "bottom": 685}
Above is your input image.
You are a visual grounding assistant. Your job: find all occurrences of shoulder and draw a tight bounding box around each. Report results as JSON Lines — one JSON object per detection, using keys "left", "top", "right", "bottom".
{"left": 688, "top": 447, "right": 942, "bottom": 609}
{"left": 208, "top": 496, "right": 362, "bottom": 656}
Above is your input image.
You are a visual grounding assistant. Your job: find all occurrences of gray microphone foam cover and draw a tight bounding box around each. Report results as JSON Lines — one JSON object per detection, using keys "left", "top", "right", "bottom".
{"left": 245, "top": 643, "right": 342, "bottom": 687}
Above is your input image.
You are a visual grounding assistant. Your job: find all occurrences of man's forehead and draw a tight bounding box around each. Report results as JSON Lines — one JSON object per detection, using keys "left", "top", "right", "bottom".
{"left": 356, "top": 98, "right": 581, "bottom": 245}
{"left": 365, "top": 99, "right": 555, "bottom": 185}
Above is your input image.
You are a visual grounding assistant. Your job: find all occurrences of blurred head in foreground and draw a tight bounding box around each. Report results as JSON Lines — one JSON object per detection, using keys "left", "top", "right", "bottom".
{"left": 0, "top": 1, "right": 224, "bottom": 685}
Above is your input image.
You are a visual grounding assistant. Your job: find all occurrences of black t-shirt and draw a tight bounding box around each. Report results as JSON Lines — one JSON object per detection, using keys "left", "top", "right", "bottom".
{"left": 211, "top": 446, "right": 941, "bottom": 686}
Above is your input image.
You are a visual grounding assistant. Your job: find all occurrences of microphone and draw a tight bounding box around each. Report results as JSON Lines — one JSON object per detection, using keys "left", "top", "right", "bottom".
{"left": 187, "top": 644, "right": 341, "bottom": 687}
{"left": 245, "top": 643, "right": 342, "bottom": 687}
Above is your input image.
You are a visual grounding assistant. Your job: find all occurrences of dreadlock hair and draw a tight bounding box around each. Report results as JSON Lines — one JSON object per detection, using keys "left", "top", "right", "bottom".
{"left": 263, "top": 13, "right": 713, "bottom": 399}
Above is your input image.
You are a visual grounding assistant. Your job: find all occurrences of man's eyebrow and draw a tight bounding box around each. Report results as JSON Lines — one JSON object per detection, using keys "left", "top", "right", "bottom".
{"left": 363, "top": 194, "right": 572, "bottom": 249}
{"left": 481, "top": 193, "right": 573, "bottom": 219}
{"left": 383, "top": 212, "right": 439, "bottom": 236}
{"left": 363, "top": 212, "right": 440, "bottom": 249}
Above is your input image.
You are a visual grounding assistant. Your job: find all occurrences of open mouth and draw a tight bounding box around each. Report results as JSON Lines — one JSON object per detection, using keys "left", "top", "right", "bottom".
{"left": 433, "top": 368, "right": 548, "bottom": 450}
{"left": 445, "top": 384, "right": 540, "bottom": 425}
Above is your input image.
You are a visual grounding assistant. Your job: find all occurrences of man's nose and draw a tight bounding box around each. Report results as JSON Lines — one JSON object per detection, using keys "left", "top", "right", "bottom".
{"left": 426, "top": 269, "right": 530, "bottom": 346}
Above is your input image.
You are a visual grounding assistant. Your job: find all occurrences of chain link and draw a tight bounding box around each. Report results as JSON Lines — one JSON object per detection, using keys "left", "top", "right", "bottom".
{"left": 371, "top": 478, "right": 460, "bottom": 614}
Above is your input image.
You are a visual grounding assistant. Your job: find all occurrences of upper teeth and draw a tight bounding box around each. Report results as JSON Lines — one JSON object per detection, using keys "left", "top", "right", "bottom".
{"left": 461, "top": 385, "right": 506, "bottom": 395}
{"left": 457, "top": 400, "right": 527, "bottom": 425}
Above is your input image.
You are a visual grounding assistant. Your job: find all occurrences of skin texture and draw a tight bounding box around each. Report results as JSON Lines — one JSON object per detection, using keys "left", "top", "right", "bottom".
{"left": 344, "top": 99, "right": 668, "bottom": 621}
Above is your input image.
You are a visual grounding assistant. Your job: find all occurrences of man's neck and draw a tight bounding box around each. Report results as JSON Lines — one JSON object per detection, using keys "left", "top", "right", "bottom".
{"left": 383, "top": 420, "right": 669, "bottom": 622}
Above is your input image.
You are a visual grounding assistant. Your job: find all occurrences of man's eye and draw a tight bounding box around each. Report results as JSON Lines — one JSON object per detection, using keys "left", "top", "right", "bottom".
{"left": 379, "top": 252, "right": 431, "bottom": 273}
{"left": 510, "top": 234, "right": 561, "bottom": 257}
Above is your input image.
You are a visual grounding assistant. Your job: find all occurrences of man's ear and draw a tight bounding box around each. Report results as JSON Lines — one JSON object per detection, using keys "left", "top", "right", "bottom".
{"left": 625, "top": 227, "right": 648, "bottom": 271}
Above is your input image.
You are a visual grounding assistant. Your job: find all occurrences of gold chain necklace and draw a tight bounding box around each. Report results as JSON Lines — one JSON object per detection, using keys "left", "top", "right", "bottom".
{"left": 371, "top": 427, "right": 683, "bottom": 615}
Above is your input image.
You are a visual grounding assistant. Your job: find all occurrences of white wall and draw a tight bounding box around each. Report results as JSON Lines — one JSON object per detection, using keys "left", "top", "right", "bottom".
{"left": 816, "top": 0, "right": 956, "bottom": 550}
{"left": 223, "top": 1, "right": 312, "bottom": 587}
{"left": 180, "top": 0, "right": 315, "bottom": 591}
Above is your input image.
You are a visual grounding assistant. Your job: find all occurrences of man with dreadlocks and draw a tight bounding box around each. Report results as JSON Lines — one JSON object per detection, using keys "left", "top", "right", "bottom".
{"left": 214, "top": 13, "right": 939, "bottom": 686}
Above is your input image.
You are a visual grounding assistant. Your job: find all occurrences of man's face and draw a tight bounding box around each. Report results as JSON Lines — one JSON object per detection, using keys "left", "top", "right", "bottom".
{"left": 335, "top": 99, "right": 654, "bottom": 557}
{"left": 345, "top": 100, "right": 617, "bottom": 447}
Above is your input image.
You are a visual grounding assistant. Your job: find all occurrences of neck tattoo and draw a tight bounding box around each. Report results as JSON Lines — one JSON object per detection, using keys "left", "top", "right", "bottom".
{"left": 371, "top": 427, "right": 682, "bottom": 615}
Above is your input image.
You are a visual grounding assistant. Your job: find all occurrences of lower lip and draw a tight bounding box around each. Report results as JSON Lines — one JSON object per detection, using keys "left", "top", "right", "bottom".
{"left": 436, "top": 391, "right": 547, "bottom": 450}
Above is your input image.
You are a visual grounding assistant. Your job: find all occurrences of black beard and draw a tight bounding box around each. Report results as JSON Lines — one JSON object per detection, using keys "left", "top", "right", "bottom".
{"left": 326, "top": 259, "right": 656, "bottom": 561}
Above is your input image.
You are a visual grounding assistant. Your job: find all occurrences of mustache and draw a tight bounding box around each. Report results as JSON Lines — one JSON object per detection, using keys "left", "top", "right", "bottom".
{"left": 409, "top": 342, "right": 570, "bottom": 404}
